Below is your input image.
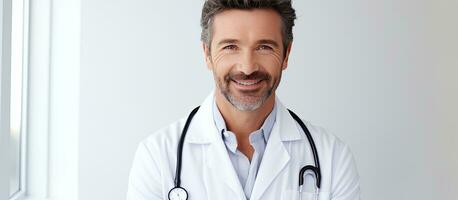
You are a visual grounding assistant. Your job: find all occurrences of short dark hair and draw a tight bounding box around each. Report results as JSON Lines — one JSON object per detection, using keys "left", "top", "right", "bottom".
{"left": 200, "top": 0, "right": 296, "bottom": 52}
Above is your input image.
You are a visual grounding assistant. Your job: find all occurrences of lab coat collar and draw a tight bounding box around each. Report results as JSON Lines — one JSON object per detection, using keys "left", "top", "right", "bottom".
{"left": 185, "top": 91, "right": 218, "bottom": 144}
{"left": 186, "top": 91, "right": 245, "bottom": 199}
{"left": 185, "top": 91, "right": 303, "bottom": 144}
{"left": 275, "top": 95, "right": 303, "bottom": 142}
{"left": 185, "top": 91, "right": 304, "bottom": 200}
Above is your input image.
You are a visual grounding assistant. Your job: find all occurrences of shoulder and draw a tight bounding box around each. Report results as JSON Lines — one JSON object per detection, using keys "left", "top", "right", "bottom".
{"left": 299, "top": 120, "right": 358, "bottom": 177}
{"left": 128, "top": 119, "right": 188, "bottom": 199}
{"left": 140, "top": 118, "right": 187, "bottom": 154}
{"left": 299, "top": 120, "right": 350, "bottom": 153}
{"left": 129, "top": 118, "right": 188, "bottom": 181}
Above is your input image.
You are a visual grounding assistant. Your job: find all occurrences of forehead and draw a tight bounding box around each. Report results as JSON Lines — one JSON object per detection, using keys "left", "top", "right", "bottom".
{"left": 211, "top": 9, "right": 283, "bottom": 43}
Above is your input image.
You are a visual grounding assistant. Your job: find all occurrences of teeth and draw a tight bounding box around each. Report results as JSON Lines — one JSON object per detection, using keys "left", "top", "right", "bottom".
{"left": 235, "top": 80, "right": 262, "bottom": 86}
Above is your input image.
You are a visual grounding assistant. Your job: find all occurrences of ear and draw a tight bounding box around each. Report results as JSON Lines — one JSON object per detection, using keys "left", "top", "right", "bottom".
{"left": 202, "top": 42, "right": 213, "bottom": 70}
{"left": 281, "top": 42, "right": 293, "bottom": 70}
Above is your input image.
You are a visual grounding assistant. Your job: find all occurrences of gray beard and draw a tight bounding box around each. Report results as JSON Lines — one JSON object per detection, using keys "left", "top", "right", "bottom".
{"left": 213, "top": 69, "right": 281, "bottom": 111}
{"left": 221, "top": 88, "right": 272, "bottom": 111}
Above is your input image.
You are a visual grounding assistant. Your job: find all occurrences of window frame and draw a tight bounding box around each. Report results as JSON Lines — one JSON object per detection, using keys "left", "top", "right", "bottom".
{"left": 21, "top": 0, "right": 79, "bottom": 199}
{"left": 1, "top": 0, "right": 13, "bottom": 199}
{"left": 3, "top": 0, "right": 79, "bottom": 198}
{"left": 9, "top": 0, "right": 30, "bottom": 198}
{"left": 0, "top": 0, "right": 29, "bottom": 198}
{"left": 20, "top": 0, "right": 52, "bottom": 199}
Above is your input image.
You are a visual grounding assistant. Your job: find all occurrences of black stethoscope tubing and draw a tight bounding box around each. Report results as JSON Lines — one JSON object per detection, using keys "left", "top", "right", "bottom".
{"left": 170, "top": 106, "right": 321, "bottom": 200}
{"left": 287, "top": 109, "right": 321, "bottom": 189}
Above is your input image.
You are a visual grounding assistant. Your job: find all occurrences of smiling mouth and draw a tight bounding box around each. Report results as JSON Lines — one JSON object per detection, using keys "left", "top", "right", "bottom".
{"left": 232, "top": 79, "right": 263, "bottom": 86}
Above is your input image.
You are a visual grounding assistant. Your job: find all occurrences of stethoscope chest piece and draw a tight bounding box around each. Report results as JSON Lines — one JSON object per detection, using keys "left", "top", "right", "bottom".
{"left": 168, "top": 186, "right": 188, "bottom": 200}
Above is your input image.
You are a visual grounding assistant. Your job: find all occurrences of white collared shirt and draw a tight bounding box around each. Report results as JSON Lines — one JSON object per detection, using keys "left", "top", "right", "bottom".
{"left": 212, "top": 100, "right": 277, "bottom": 199}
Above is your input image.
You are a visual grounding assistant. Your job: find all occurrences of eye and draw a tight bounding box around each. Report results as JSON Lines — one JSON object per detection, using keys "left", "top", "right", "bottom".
{"left": 257, "top": 45, "right": 273, "bottom": 51}
{"left": 222, "top": 45, "right": 237, "bottom": 50}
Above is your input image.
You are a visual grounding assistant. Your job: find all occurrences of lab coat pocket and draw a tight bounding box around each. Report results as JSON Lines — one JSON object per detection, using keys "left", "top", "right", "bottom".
{"left": 282, "top": 190, "right": 316, "bottom": 200}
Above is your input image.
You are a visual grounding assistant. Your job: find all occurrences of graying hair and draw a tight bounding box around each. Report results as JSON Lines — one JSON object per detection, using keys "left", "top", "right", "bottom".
{"left": 200, "top": 0, "right": 296, "bottom": 53}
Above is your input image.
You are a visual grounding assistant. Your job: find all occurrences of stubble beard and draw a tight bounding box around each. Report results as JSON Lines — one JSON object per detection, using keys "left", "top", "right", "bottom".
{"left": 214, "top": 70, "right": 281, "bottom": 111}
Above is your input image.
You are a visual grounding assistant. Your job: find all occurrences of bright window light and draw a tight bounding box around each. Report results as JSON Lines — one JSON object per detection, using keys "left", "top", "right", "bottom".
{"left": 9, "top": 0, "right": 25, "bottom": 198}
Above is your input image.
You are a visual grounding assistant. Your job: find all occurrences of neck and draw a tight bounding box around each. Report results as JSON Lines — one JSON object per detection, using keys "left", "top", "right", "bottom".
{"left": 214, "top": 89, "right": 275, "bottom": 139}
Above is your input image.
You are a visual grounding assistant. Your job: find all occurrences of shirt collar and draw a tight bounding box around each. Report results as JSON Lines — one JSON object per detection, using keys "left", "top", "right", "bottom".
{"left": 212, "top": 97, "right": 277, "bottom": 143}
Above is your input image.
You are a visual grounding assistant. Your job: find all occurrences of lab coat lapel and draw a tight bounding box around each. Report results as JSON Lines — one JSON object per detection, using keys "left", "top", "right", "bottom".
{"left": 250, "top": 100, "right": 303, "bottom": 200}
{"left": 185, "top": 92, "right": 246, "bottom": 200}
{"left": 204, "top": 135, "right": 247, "bottom": 199}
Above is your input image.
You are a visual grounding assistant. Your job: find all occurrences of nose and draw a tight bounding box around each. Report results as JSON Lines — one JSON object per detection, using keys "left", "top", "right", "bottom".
{"left": 237, "top": 50, "right": 259, "bottom": 75}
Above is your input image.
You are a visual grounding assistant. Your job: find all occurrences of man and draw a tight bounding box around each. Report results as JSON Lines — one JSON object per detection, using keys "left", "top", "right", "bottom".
{"left": 127, "top": 0, "right": 361, "bottom": 200}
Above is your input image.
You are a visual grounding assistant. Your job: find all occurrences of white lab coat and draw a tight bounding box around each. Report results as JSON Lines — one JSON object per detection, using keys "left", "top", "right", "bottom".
{"left": 127, "top": 93, "right": 361, "bottom": 200}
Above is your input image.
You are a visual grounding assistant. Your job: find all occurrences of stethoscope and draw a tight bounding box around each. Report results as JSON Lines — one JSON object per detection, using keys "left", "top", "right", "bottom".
{"left": 168, "top": 106, "right": 321, "bottom": 200}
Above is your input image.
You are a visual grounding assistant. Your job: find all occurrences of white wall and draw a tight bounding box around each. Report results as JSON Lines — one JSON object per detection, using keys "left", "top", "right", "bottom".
{"left": 80, "top": 0, "right": 458, "bottom": 200}
{"left": 79, "top": 1, "right": 210, "bottom": 200}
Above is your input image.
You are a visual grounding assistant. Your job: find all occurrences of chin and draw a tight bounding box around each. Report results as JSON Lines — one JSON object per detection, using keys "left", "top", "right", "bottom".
{"left": 226, "top": 94, "right": 268, "bottom": 111}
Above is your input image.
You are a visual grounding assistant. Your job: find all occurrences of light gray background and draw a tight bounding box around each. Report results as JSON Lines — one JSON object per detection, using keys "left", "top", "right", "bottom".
{"left": 80, "top": 0, "right": 458, "bottom": 200}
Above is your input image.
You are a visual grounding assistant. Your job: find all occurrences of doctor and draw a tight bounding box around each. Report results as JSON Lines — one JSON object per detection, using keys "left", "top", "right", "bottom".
{"left": 127, "top": 0, "right": 360, "bottom": 200}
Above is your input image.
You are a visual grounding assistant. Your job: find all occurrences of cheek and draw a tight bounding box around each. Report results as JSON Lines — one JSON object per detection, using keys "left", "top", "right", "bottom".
{"left": 213, "top": 52, "right": 284, "bottom": 76}
{"left": 257, "top": 55, "right": 283, "bottom": 75}
{"left": 213, "top": 54, "right": 237, "bottom": 74}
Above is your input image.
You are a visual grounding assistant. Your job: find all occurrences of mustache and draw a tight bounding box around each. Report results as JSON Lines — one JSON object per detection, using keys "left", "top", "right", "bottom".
{"left": 225, "top": 71, "right": 271, "bottom": 81}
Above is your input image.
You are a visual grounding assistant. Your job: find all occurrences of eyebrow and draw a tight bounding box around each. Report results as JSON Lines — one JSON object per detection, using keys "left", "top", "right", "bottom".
{"left": 216, "top": 39, "right": 280, "bottom": 48}
{"left": 216, "top": 39, "right": 239, "bottom": 47}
